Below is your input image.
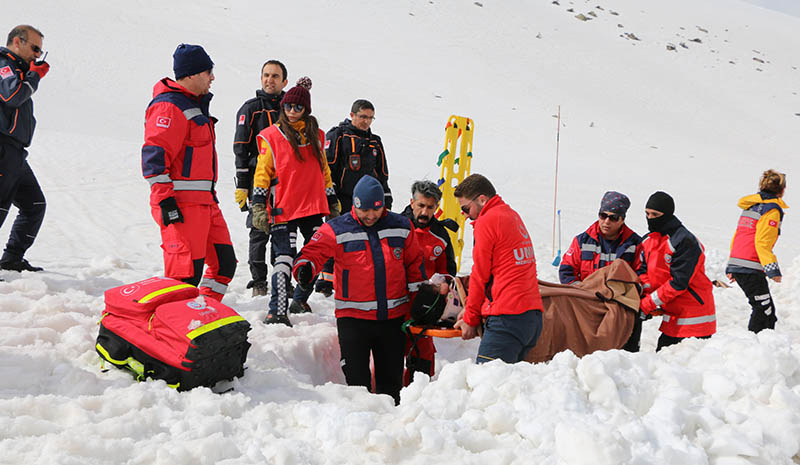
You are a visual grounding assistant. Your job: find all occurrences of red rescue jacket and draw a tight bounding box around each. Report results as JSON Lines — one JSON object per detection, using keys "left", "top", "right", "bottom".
{"left": 463, "top": 195, "right": 543, "bottom": 327}
{"left": 252, "top": 123, "right": 332, "bottom": 223}
{"left": 559, "top": 221, "right": 642, "bottom": 284}
{"left": 293, "top": 209, "right": 426, "bottom": 320}
{"left": 726, "top": 192, "right": 787, "bottom": 278}
{"left": 141, "top": 78, "right": 218, "bottom": 206}
{"left": 640, "top": 219, "right": 716, "bottom": 338}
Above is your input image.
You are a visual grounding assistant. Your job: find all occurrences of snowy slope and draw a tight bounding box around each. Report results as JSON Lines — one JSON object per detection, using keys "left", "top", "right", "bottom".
{"left": 2, "top": 0, "right": 800, "bottom": 463}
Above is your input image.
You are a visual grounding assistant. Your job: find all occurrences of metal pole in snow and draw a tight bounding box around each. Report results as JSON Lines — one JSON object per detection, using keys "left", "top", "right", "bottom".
{"left": 551, "top": 106, "right": 561, "bottom": 260}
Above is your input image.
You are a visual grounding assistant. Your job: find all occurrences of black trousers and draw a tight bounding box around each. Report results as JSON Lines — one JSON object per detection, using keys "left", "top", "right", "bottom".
{"left": 731, "top": 272, "right": 776, "bottom": 333}
{"left": 268, "top": 215, "right": 322, "bottom": 316}
{"left": 621, "top": 315, "right": 643, "bottom": 352}
{"left": 337, "top": 316, "right": 406, "bottom": 405}
{"left": 656, "top": 334, "right": 711, "bottom": 352}
{"left": 0, "top": 143, "right": 45, "bottom": 262}
{"left": 245, "top": 209, "right": 270, "bottom": 284}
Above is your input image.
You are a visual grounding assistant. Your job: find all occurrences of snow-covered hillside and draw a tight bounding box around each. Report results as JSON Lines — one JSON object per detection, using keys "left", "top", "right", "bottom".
{"left": 1, "top": 0, "right": 799, "bottom": 463}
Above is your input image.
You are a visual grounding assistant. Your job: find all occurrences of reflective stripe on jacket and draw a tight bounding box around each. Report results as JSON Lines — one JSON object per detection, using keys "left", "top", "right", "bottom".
{"left": 463, "top": 195, "right": 543, "bottom": 327}
{"left": 640, "top": 224, "right": 716, "bottom": 338}
{"left": 141, "top": 78, "right": 218, "bottom": 205}
{"left": 292, "top": 209, "right": 426, "bottom": 320}
{"left": 726, "top": 193, "right": 787, "bottom": 278}
{"left": 559, "top": 221, "right": 642, "bottom": 284}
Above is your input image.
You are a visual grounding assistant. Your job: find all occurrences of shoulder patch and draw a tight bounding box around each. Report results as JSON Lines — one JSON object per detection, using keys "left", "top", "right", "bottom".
{"left": 769, "top": 220, "right": 778, "bottom": 227}
{"left": 238, "top": 114, "right": 246, "bottom": 125}
{"left": 155, "top": 116, "right": 171, "bottom": 128}
{"left": 324, "top": 139, "right": 331, "bottom": 150}
{"left": 0, "top": 66, "right": 13, "bottom": 79}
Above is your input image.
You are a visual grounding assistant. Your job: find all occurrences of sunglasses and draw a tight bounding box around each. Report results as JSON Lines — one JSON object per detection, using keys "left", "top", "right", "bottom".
{"left": 20, "top": 38, "right": 42, "bottom": 54}
{"left": 598, "top": 212, "right": 622, "bottom": 222}
{"left": 283, "top": 103, "right": 305, "bottom": 113}
{"left": 460, "top": 198, "right": 478, "bottom": 215}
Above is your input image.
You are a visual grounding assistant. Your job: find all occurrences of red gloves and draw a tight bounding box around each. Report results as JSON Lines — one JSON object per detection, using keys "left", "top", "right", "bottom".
{"left": 639, "top": 295, "right": 656, "bottom": 315}
{"left": 30, "top": 61, "right": 49, "bottom": 79}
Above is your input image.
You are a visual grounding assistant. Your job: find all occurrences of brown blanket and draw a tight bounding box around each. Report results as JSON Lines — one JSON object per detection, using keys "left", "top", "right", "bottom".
{"left": 524, "top": 259, "right": 640, "bottom": 363}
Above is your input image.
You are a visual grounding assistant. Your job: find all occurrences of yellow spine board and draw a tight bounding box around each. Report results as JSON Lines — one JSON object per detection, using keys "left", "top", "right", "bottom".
{"left": 436, "top": 115, "right": 474, "bottom": 272}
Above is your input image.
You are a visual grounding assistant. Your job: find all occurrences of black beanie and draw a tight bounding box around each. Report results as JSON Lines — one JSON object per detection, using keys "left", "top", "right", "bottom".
{"left": 173, "top": 44, "right": 214, "bottom": 79}
{"left": 645, "top": 191, "right": 674, "bottom": 216}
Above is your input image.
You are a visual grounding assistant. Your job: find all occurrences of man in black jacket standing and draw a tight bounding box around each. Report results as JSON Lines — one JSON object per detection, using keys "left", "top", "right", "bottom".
{"left": 311, "top": 99, "right": 392, "bottom": 297}
{"left": 0, "top": 25, "right": 49, "bottom": 273}
{"left": 233, "top": 60, "right": 287, "bottom": 296}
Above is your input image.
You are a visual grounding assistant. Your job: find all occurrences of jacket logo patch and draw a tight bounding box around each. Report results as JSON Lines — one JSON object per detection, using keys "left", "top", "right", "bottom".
{"left": 238, "top": 114, "right": 246, "bottom": 125}
{"left": 156, "top": 116, "right": 171, "bottom": 128}
{"left": 664, "top": 253, "right": 672, "bottom": 264}
{"left": 393, "top": 247, "right": 403, "bottom": 260}
{"left": 0, "top": 66, "right": 13, "bottom": 79}
{"left": 769, "top": 220, "right": 778, "bottom": 227}
{"left": 373, "top": 148, "right": 377, "bottom": 157}
{"left": 324, "top": 139, "right": 331, "bottom": 150}
{"left": 311, "top": 232, "right": 323, "bottom": 242}
{"left": 433, "top": 245, "right": 443, "bottom": 257}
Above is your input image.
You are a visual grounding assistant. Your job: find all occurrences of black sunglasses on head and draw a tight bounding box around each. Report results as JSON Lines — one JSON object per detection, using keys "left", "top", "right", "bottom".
{"left": 598, "top": 212, "right": 622, "bottom": 222}
{"left": 283, "top": 103, "right": 305, "bottom": 113}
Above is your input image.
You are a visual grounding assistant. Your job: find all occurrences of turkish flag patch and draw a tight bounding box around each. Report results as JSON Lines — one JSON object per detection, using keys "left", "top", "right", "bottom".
{"left": 156, "top": 116, "right": 171, "bottom": 128}
{"left": 0, "top": 66, "right": 13, "bottom": 79}
{"left": 324, "top": 139, "right": 331, "bottom": 150}
{"left": 238, "top": 114, "right": 246, "bottom": 125}
{"left": 769, "top": 220, "right": 778, "bottom": 227}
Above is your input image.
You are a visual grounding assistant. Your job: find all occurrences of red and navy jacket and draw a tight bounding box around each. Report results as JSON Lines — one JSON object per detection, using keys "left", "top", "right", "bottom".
{"left": 639, "top": 217, "right": 716, "bottom": 338}
{"left": 401, "top": 205, "right": 457, "bottom": 278}
{"left": 232, "top": 90, "right": 283, "bottom": 191}
{"left": 325, "top": 119, "right": 392, "bottom": 211}
{"left": 726, "top": 192, "right": 787, "bottom": 278}
{"left": 293, "top": 208, "right": 426, "bottom": 321}
{"left": 0, "top": 47, "right": 41, "bottom": 148}
{"left": 559, "top": 222, "right": 642, "bottom": 284}
{"left": 463, "top": 195, "right": 543, "bottom": 328}
{"left": 141, "top": 78, "right": 218, "bottom": 206}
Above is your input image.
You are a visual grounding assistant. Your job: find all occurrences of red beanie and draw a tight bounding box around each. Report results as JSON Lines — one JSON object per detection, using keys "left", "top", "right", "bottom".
{"left": 281, "top": 76, "right": 312, "bottom": 114}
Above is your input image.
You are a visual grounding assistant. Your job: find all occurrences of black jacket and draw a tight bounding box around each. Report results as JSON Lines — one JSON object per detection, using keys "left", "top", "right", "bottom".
{"left": 0, "top": 47, "right": 41, "bottom": 148}
{"left": 401, "top": 205, "right": 458, "bottom": 276}
{"left": 325, "top": 119, "right": 391, "bottom": 211}
{"left": 233, "top": 90, "right": 284, "bottom": 190}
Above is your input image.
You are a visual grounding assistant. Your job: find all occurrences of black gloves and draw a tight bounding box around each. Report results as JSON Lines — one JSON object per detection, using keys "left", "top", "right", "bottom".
{"left": 297, "top": 263, "right": 314, "bottom": 287}
{"left": 159, "top": 197, "right": 184, "bottom": 225}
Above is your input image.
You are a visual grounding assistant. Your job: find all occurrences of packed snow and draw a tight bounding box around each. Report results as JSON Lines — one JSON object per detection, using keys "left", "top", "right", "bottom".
{"left": 2, "top": 0, "right": 800, "bottom": 463}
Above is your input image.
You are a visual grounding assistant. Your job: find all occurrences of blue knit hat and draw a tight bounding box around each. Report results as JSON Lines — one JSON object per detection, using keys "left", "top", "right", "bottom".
{"left": 173, "top": 44, "right": 214, "bottom": 79}
{"left": 599, "top": 191, "right": 631, "bottom": 217}
{"left": 353, "top": 176, "right": 384, "bottom": 210}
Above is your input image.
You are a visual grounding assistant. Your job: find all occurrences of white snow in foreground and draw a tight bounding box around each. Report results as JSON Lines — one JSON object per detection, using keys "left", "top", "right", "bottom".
{"left": 2, "top": 0, "right": 800, "bottom": 463}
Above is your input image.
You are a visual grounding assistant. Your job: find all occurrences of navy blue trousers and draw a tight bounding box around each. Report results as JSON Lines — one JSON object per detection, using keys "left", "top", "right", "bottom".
{"left": 0, "top": 144, "right": 45, "bottom": 262}
{"left": 477, "top": 310, "right": 542, "bottom": 364}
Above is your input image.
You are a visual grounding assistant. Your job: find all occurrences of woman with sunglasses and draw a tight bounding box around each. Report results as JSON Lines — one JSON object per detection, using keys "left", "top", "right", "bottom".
{"left": 250, "top": 77, "right": 338, "bottom": 326}
{"left": 725, "top": 169, "right": 787, "bottom": 333}
{"left": 558, "top": 191, "right": 644, "bottom": 351}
